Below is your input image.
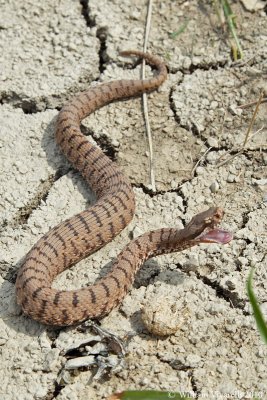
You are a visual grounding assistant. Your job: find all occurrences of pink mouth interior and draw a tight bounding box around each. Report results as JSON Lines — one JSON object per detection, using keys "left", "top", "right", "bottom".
{"left": 198, "top": 228, "right": 233, "bottom": 244}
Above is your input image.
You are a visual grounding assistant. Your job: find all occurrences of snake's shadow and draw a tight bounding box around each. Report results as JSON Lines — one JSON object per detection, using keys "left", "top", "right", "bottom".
{"left": 41, "top": 115, "right": 93, "bottom": 189}
{"left": 41, "top": 114, "right": 99, "bottom": 213}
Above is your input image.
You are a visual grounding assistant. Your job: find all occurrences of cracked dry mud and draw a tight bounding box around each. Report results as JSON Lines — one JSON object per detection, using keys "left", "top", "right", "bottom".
{"left": 0, "top": 1, "right": 267, "bottom": 399}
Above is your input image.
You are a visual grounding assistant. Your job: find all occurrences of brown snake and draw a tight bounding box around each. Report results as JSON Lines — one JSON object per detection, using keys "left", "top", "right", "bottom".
{"left": 16, "top": 50, "right": 232, "bottom": 326}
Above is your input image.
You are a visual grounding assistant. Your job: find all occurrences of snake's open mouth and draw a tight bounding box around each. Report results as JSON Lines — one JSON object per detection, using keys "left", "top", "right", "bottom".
{"left": 197, "top": 228, "right": 233, "bottom": 244}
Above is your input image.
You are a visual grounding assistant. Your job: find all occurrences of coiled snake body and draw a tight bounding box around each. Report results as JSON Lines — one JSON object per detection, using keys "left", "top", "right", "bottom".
{"left": 16, "top": 51, "right": 232, "bottom": 326}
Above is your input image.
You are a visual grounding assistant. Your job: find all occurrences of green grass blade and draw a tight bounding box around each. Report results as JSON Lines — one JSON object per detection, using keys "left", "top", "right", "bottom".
{"left": 213, "top": 0, "right": 243, "bottom": 60}
{"left": 117, "top": 390, "right": 192, "bottom": 400}
{"left": 247, "top": 268, "right": 267, "bottom": 345}
{"left": 169, "top": 20, "right": 189, "bottom": 39}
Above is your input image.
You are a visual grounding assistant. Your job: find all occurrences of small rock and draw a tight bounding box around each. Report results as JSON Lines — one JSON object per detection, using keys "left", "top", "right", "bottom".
{"left": 207, "top": 137, "right": 218, "bottom": 147}
{"left": 225, "top": 324, "right": 237, "bottom": 333}
{"left": 43, "top": 348, "right": 61, "bottom": 371}
{"left": 240, "top": 0, "right": 265, "bottom": 11}
{"left": 132, "top": 226, "right": 143, "bottom": 239}
{"left": 65, "top": 355, "right": 95, "bottom": 370}
{"left": 210, "top": 101, "right": 218, "bottom": 110}
{"left": 195, "top": 166, "right": 206, "bottom": 175}
{"left": 253, "top": 178, "right": 267, "bottom": 186}
{"left": 227, "top": 173, "right": 236, "bottom": 183}
{"left": 140, "top": 377, "right": 150, "bottom": 386}
{"left": 171, "top": 180, "right": 177, "bottom": 189}
{"left": 225, "top": 280, "right": 236, "bottom": 290}
{"left": 206, "top": 303, "right": 226, "bottom": 315}
{"left": 141, "top": 290, "right": 185, "bottom": 336}
{"left": 186, "top": 354, "right": 201, "bottom": 367}
{"left": 206, "top": 151, "right": 218, "bottom": 163}
{"left": 182, "top": 256, "right": 199, "bottom": 272}
{"left": 0, "top": 337, "right": 8, "bottom": 346}
{"left": 229, "top": 104, "right": 243, "bottom": 116}
{"left": 210, "top": 181, "right": 219, "bottom": 193}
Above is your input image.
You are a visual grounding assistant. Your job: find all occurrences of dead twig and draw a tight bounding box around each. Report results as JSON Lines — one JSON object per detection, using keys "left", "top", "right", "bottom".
{"left": 242, "top": 91, "right": 264, "bottom": 149}
{"left": 217, "top": 125, "right": 265, "bottom": 167}
{"left": 191, "top": 147, "right": 212, "bottom": 177}
{"left": 238, "top": 97, "right": 267, "bottom": 110}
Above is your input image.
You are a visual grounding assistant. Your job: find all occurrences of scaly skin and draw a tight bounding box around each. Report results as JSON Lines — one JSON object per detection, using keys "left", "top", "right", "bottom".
{"left": 16, "top": 51, "right": 231, "bottom": 326}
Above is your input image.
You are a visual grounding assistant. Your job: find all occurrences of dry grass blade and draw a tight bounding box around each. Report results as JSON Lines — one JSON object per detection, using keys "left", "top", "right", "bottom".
{"left": 142, "top": 0, "right": 156, "bottom": 191}
{"left": 217, "top": 92, "right": 265, "bottom": 167}
{"left": 242, "top": 91, "right": 264, "bottom": 149}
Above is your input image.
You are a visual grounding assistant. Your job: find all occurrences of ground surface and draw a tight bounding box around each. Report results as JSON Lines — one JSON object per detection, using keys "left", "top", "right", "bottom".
{"left": 0, "top": 1, "right": 267, "bottom": 399}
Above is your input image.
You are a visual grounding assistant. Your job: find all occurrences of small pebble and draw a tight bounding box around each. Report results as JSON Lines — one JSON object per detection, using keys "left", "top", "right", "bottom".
{"left": 132, "top": 226, "right": 143, "bottom": 239}
{"left": 43, "top": 348, "right": 60, "bottom": 372}
{"left": 229, "top": 104, "right": 243, "bottom": 116}
{"left": 207, "top": 137, "right": 218, "bottom": 147}
{"left": 195, "top": 166, "right": 205, "bottom": 175}
{"left": 227, "top": 173, "right": 236, "bottom": 183}
{"left": 186, "top": 354, "right": 201, "bottom": 367}
{"left": 210, "top": 181, "right": 219, "bottom": 193}
{"left": 225, "top": 280, "right": 236, "bottom": 290}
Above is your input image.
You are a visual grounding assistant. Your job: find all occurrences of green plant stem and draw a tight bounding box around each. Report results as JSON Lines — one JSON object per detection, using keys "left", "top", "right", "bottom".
{"left": 247, "top": 268, "right": 267, "bottom": 345}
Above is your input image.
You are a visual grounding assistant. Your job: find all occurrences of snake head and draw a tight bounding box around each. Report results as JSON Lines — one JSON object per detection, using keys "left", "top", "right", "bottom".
{"left": 184, "top": 207, "right": 233, "bottom": 244}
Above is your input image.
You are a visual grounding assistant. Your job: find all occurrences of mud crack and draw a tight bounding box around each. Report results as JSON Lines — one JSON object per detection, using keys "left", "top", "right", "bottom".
{"left": 196, "top": 271, "right": 247, "bottom": 312}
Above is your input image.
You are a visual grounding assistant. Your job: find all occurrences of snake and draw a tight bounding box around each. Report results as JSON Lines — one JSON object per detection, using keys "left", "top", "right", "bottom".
{"left": 15, "top": 50, "right": 232, "bottom": 326}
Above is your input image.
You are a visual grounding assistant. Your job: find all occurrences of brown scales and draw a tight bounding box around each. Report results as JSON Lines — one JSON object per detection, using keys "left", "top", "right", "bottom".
{"left": 16, "top": 51, "right": 231, "bottom": 326}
